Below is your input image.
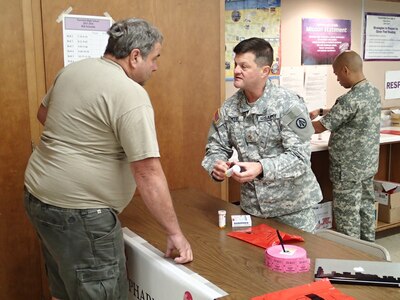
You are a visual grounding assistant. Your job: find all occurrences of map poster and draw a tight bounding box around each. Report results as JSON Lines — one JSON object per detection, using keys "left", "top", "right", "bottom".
{"left": 301, "top": 18, "right": 351, "bottom": 65}
{"left": 225, "top": 0, "right": 281, "bottom": 80}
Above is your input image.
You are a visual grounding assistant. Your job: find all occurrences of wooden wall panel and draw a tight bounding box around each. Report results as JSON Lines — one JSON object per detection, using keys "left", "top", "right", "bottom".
{"left": 311, "top": 151, "right": 332, "bottom": 201}
{"left": 376, "top": 144, "right": 390, "bottom": 180}
{"left": 390, "top": 143, "right": 400, "bottom": 182}
{"left": 23, "top": 0, "right": 46, "bottom": 146}
{"left": 149, "top": 1, "right": 224, "bottom": 196}
{"left": 40, "top": 0, "right": 224, "bottom": 199}
{"left": 0, "top": 0, "right": 42, "bottom": 298}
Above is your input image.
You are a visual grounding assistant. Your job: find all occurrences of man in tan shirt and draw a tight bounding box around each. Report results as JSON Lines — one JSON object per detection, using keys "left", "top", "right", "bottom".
{"left": 24, "top": 18, "right": 192, "bottom": 300}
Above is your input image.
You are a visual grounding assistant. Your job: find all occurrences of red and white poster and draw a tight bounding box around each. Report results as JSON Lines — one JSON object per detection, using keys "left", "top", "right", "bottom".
{"left": 301, "top": 18, "right": 351, "bottom": 65}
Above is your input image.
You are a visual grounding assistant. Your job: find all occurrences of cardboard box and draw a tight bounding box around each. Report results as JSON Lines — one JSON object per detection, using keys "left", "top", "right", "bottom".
{"left": 391, "top": 112, "right": 400, "bottom": 127}
{"left": 379, "top": 205, "right": 400, "bottom": 223}
{"left": 374, "top": 201, "right": 379, "bottom": 228}
{"left": 373, "top": 180, "right": 400, "bottom": 206}
{"left": 374, "top": 180, "right": 400, "bottom": 223}
{"left": 313, "top": 201, "right": 333, "bottom": 231}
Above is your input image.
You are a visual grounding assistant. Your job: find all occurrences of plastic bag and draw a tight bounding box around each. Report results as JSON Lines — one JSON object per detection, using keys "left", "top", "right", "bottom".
{"left": 227, "top": 223, "right": 304, "bottom": 249}
{"left": 251, "top": 278, "right": 355, "bottom": 300}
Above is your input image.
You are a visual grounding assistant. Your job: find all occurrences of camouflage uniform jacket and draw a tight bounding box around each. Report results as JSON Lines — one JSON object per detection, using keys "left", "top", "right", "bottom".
{"left": 202, "top": 80, "right": 322, "bottom": 218}
{"left": 320, "top": 80, "right": 381, "bottom": 182}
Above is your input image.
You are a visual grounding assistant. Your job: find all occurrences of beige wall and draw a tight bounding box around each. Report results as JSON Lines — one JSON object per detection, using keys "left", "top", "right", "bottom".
{"left": 226, "top": 0, "right": 400, "bottom": 109}
{"left": 281, "top": 0, "right": 362, "bottom": 108}
{"left": 364, "top": 0, "right": 400, "bottom": 108}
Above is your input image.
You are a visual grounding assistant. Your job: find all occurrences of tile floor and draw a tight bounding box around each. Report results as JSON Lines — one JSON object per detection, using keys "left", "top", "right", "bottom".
{"left": 375, "top": 227, "right": 400, "bottom": 262}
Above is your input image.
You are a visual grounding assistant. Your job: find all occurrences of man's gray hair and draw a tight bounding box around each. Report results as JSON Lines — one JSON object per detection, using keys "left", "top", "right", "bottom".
{"left": 104, "top": 18, "right": 163, "bottom": 59}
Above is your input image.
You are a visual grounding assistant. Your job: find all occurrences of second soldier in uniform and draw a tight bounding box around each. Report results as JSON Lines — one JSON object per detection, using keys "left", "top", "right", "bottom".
{"left": 310, "top": 50, "right": 381, "bottom": 242}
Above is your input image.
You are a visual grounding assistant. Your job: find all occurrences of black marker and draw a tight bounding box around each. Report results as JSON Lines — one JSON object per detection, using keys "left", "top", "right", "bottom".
{"left": 276, "top": 229, "right": 287, "bottom": 252}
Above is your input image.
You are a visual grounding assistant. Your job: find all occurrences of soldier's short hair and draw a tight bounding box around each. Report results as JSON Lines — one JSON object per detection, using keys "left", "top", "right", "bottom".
{"left": 233, "top": 37, "right": 273, "bottom": 67}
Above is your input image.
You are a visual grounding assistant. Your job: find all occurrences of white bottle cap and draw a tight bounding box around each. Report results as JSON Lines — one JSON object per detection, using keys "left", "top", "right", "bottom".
{"left": 225, "top": 165, "right": 241, "bottom": 177}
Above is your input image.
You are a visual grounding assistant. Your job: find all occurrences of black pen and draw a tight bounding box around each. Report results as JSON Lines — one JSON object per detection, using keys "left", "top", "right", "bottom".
{"left": 276, "top": 229, "right": 287, "bottom": 252}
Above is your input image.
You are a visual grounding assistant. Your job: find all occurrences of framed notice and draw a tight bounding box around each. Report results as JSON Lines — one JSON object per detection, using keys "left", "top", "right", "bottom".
{"left": 301, "top": 18, "right": 351, "bottom": 65}
{"left": 364, "top": 13, "right": 400, "bottom": 61}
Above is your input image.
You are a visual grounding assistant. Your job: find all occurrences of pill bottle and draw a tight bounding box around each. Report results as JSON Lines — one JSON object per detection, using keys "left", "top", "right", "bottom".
{"left": 225, "top": 164, "right": 241, "bottom": 177}
{"left": 218, "top": 210, "right": 226, "bottom": 228}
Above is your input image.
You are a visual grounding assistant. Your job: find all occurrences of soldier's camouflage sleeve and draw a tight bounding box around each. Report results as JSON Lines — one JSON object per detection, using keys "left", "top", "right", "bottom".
{"left": 258, "top": 103, "right": 315, "bottom": 181}
{"left": 319, "top": 94, "right": 354, "bottom": 132}
{"left": 201, "top": 108, "right": 233, "bottom": 175}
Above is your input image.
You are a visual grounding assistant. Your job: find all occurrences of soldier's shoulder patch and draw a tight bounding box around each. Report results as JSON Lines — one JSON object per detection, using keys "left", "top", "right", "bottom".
{"left": 213, "top": 109, "right": 224, "bottom": 126}
{"left": 295, "top": 117, "right": 307, "bottom": 129}
{"left": 282, "top": 106, "right": 314, "bottom": 141}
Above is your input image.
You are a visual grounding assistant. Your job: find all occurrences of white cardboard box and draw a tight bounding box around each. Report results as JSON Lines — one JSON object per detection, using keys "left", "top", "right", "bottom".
{"left": 231, "top": 215, "right": 252, "bottom": 228}
{"left": 374, "top": 180, "right": 400, "bottom": 223}
{"left": 373, "top": 180, "right": 400, "bottom": 208}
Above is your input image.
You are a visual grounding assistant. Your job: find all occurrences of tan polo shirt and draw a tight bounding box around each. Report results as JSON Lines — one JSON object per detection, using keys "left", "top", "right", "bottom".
{"left": 25, "top": 57, "right": 159, "bottom": 212}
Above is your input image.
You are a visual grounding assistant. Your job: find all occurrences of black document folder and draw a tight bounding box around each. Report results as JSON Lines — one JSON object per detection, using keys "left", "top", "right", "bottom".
{"left": 314, "top": 258, "right": 400, "bottom": 287}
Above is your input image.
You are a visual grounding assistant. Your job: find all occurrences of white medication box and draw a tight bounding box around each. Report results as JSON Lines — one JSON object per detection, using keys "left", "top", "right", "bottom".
{"left": 231, "top": 215, "right": 252, "bottom": 228}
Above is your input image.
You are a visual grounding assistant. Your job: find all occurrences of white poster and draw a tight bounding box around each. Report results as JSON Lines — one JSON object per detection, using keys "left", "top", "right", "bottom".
{"left": 63, "top": 14, "right": 112, "bottom": 66}
{"left": 385, "top": 70, "right": 400, "bottom": 100}
{"left": 304, "top": 66, "right": 328, "bottom": 111}
{"left": 364, "top": 13, "right": 400, "bottom": 61}
{"left": 123, "top": 228, "right": 228, "bottom": 300}
{"left": 280, "top": 66, "right": 305, "bottom": 97}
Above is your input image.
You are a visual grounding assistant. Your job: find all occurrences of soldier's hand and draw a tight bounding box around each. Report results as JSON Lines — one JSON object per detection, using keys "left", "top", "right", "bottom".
{"left": 211, "top": 160, "right": 229, "bottom": 181}
{"left": 309, "top": 109, "right": 320, "bottom": 120}
{"left": 231, "top": 162, "right": 262, "bottom": 183}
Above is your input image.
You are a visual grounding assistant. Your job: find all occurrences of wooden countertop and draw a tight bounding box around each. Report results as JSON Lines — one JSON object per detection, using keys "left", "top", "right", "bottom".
{"left": 119, "top": 188, "right": 400, "bottom": 299}
{"left": 311, "top": 126, "right": 400, "bottom": 152}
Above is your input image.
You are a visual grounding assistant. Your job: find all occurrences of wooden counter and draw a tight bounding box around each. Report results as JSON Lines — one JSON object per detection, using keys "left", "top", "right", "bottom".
{"left": 119, "top": 189, "right": 400, "bottom": 299}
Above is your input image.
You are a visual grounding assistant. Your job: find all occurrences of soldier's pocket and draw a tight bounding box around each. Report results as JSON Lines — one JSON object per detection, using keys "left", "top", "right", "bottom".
{"left": 258, "top": 120, "right": 281, "bottom": 151}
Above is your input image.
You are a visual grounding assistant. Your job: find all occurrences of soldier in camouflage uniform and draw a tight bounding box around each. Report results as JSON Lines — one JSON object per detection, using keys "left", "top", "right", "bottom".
{"left": 311, "top": 50, "right": 381, "bottom": 242}
{"left": 202, "top": 38, "right": 322, "bottom": 232}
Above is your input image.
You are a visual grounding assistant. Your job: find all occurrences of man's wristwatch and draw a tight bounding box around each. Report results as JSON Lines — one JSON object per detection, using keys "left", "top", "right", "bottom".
{"left": 319, "top": 108, "right": 324, "bottom": 116}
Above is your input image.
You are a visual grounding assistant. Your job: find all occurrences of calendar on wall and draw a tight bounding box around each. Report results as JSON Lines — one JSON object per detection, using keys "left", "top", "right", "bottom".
{"left": 63, "top": 14, "right": 112, "bottom": 66}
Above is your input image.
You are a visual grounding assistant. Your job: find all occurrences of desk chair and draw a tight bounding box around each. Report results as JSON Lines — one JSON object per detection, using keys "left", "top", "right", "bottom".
{"left": 315, "top": 229, "right": 391, "bottom": 261}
